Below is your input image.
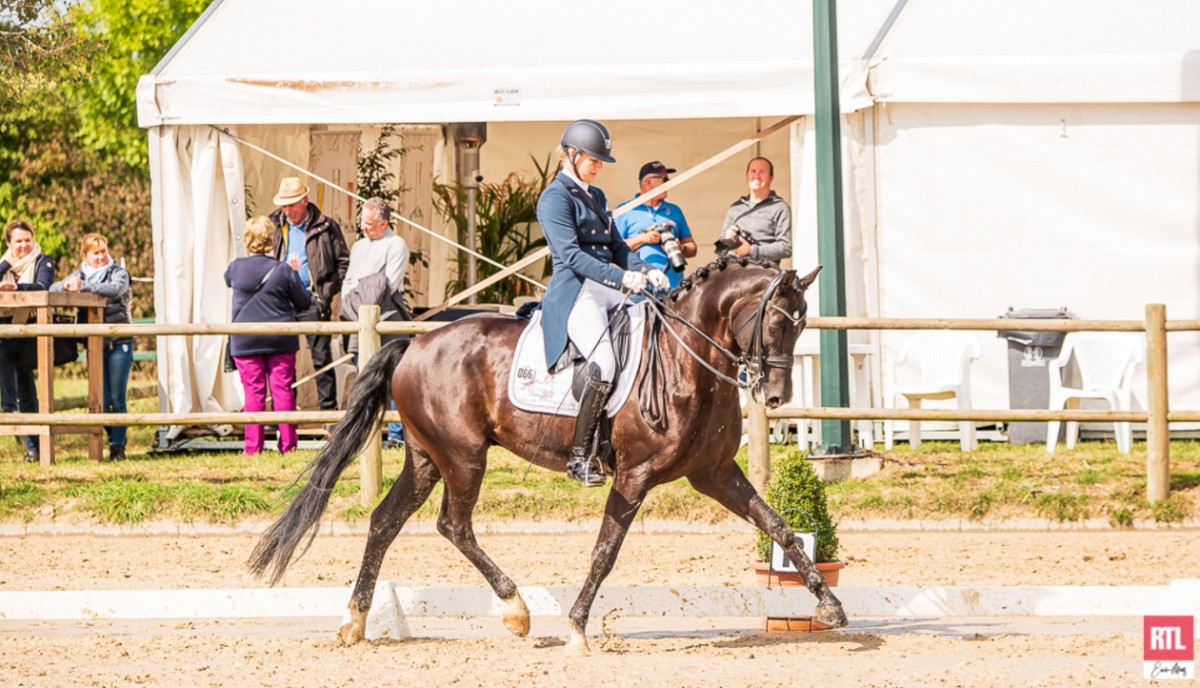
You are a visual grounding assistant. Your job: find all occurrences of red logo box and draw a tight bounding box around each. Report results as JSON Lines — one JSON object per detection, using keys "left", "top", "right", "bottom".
{"left": 1145, "top": 616, "right": 1194, "bottom": 662}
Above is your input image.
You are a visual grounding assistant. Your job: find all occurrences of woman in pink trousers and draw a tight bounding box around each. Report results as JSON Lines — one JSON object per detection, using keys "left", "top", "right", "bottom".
{"left": 224, "top": 216, "right": 312, "bottom": 454}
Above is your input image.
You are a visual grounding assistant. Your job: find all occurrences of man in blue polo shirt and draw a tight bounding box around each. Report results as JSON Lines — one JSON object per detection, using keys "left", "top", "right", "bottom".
{"left": 616, "top": 161, "right": 698, "bottom": 288}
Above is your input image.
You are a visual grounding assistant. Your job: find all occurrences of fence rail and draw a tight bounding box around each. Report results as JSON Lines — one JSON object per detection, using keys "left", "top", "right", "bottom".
{"left": 2, "top": 303, "right": 1189, "bottom": 504}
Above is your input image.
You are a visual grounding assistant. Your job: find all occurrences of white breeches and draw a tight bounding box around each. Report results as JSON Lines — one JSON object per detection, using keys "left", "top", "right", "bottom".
{"left": 566, "top": 279, "right": 625, "bottom": 383}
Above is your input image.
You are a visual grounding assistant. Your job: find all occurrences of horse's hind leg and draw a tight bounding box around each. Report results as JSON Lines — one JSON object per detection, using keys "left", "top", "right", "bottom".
{"left": 435, "top": 455, "right": 530, "bottom": 638}
{"left": 688, "top": 462, "right": 848, "bottom": 629}
{"left": 339, "top": 447, "right": 441, "bottom": 646}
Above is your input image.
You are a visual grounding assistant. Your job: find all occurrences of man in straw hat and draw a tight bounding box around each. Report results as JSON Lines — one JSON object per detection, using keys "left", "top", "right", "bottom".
{"left": 268, "top": 177, "right": 350, "bottom": 413}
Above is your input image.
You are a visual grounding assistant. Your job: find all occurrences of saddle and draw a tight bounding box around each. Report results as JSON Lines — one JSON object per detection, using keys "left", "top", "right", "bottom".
{"left": 506, "top": 302, "right": 646, "bottom": 419}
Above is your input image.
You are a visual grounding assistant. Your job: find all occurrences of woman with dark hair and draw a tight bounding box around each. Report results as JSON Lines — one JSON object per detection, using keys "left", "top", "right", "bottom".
{"left": 0, "top": 219, "right": 56, "bottom": 462}
{"left": 51, "top": 233, "right": 133, "bottom": 460}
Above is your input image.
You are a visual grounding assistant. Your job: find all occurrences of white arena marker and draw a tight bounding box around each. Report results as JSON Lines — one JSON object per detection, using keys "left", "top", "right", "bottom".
{"left": 1, "top": 581, "right": 1197, "bottom": 622}
{"left": 340, "top": 581, "right": 409, "bottom": 641}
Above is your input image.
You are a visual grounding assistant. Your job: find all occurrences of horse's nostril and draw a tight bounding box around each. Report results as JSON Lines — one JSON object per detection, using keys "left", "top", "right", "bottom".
{"left": 767, "top": 396, "right": 782, "bottom": 409}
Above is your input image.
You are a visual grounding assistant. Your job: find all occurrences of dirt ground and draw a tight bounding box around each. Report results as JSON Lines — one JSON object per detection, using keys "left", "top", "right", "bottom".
{"left": 2, "top": 528, "right": 1198, "bottom": 687}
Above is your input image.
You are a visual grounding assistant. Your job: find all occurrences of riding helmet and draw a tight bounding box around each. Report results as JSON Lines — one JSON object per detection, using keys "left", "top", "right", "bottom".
{"left": 560, "top": 120, "right": 615, "bottom": 163}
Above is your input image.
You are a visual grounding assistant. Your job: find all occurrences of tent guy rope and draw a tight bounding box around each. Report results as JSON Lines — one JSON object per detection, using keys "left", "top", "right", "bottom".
{"left": 210, "top": 125, "right": 545, "bottom": 292}
{"left": 214, "top": 117, "right": 798, "bottom": 319}
{"left": 414, "top": 116, "right": 801, "bottom": 321}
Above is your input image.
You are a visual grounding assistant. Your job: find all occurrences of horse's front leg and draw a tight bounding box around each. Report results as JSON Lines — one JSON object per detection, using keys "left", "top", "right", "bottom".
{"left": 688, "top": 462, "right": 847, "bottom": 628}
{"left": 567, "top": 467, "right": 654, "bottom": 655}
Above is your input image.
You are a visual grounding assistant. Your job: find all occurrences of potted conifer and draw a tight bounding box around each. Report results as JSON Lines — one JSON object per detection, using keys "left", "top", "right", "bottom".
{"left": 752, "top": 449, "right": 844, "bottom": 631}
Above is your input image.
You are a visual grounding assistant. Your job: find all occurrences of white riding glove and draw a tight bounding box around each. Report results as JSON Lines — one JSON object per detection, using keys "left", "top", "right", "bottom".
{"left": 621, "top": 270, "right": 649, "bottom": 293}
{"left": 647, "top": 269, "right": 671, "bottom": 291}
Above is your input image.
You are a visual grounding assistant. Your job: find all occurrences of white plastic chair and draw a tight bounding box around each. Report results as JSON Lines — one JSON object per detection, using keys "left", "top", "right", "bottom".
{"left": 1046, "top": 333, "right": 1142, "bottom": 454}
{"left": 884, "top": 333, "right": 980, "bottom": 451}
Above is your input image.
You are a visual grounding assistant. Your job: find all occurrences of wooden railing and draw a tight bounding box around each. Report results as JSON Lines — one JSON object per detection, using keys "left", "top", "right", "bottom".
{"left": 746, "top": 304, "right": 1178, "bottom": 504}
{"left": 3, "top": 304, "right": 1189, "bottom": 505}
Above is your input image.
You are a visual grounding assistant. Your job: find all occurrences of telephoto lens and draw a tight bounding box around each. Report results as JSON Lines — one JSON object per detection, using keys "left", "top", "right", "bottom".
{"left": 660, "top": 225, "right": 687, "bottom": 272}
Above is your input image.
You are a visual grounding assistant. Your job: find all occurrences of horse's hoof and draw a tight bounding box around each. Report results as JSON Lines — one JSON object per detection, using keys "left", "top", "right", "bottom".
{"left": 815, "top": 602, "right": 848, "bottom": 628}
{"left": 565, "top": 630, "right": 590, "bottom": 656}
{"left": 502, "top": 593, "right": 531, "bottom": 637}
{"left": 338, "top": 622, "right": 365, "bottom": 646}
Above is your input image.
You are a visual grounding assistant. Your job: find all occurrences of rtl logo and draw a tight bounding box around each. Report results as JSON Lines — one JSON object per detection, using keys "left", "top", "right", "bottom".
{"left": 1144, "top": 616, "right": 1194, "bottom": 680}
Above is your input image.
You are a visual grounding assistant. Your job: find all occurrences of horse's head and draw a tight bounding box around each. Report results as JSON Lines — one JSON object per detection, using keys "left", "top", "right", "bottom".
{"left": 727, "top": 263, "right": 821, "bottom": 408}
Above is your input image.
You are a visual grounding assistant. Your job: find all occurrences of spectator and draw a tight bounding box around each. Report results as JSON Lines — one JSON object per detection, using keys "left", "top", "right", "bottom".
{"left": 0, "top": 219, "right": 56, "bottom": 462}
{"left": 718, "top": 157, "right": 792, "bottom": 266}
{"left": 268, "top": 177, "right": 349, "bottom": 414}
{"left": 340, "top": 197, "right": 409, "bottom": 449}
{"left": 51, "top": 233, "right": 133, "bottom": 460}
{"left": 616, "top": 160, "right": 698, "bottom": 288}
{"left": 225, "top": 216, "right": 311, "bottom": 455}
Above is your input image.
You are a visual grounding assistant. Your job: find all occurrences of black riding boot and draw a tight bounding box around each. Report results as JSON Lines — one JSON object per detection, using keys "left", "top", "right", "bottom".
{"left": 568, "top": 375, "right": 612, "bottom": 487}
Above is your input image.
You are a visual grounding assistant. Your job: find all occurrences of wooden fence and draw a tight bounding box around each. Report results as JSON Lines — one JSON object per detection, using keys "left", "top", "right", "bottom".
{"left": 2, "top": 303, "right": 1188, "bottom": 505}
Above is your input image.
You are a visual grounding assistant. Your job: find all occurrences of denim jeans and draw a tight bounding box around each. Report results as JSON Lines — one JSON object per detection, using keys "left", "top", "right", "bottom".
{"left": 386, "top": 400, "right": 404, "bottom": 444}
{"left": 0, "top": 344, "right": 38, "bottom": 452}
{"left": 104, "top": 339, "right": 134, "bottom": 448}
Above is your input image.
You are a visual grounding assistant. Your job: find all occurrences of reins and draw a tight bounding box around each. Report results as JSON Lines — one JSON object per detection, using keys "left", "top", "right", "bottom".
{"left": 637, "top": 264, "right": 802, "bottom": 429}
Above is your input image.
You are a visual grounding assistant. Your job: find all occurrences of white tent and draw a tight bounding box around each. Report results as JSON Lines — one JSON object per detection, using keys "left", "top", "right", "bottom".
{"left": 139, "top": 0, "right": 1200, "bottom": 435}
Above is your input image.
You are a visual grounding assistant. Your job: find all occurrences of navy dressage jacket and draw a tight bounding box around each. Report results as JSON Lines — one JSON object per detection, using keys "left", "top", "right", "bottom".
{"left": 536, "top": 172, "right": 651, "bottom": 369}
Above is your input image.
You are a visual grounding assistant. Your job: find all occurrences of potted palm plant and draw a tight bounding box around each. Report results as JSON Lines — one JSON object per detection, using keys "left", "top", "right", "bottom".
{"left": 752, "top": 449, "right": 844, "bottom": 631}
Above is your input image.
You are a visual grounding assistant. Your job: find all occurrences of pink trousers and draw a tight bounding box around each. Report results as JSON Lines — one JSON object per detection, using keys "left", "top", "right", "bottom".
{"left": 234, "top": 352, "right": 299, "bottom": 455}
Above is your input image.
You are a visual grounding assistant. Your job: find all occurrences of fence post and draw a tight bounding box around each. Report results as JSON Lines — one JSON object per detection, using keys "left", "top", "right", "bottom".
{"left": 748, "top": 397, "right": 770, "bottom": 494}
{"left": 1145, "top": 303, "right": 1170, "bottom": 503}
{"left": 357, "top": 305, "right": 383, "bottom": 505}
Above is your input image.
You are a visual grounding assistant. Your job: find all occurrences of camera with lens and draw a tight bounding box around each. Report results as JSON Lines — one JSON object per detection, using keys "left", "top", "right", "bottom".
{"left": 656, "top": 221, "right": 687, "bottom": 272}
{"left": 715, "top": 225, "right": 757, "bottom": 254}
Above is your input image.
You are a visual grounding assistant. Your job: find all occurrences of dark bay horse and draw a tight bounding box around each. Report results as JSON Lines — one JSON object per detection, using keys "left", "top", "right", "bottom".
{"left": 250, "top": 256, "right": 846, "bottom": 652}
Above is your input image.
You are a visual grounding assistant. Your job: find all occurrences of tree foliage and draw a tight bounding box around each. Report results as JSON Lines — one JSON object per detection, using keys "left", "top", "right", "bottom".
{"left": 0, "top": 0, "right": 206, "bottom": 318}
{"left": 69, "top": 0, "right": 209, "bottom": 169}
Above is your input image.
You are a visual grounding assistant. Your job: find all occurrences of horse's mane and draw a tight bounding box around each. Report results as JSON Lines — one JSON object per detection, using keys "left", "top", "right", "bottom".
{"left": 666, "top": 255, "right": 779, "bottom": 302}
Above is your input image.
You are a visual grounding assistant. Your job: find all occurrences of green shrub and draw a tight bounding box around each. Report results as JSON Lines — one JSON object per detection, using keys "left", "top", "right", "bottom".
{"left": 756, "top": 450, "right": 840, "bottom": 563}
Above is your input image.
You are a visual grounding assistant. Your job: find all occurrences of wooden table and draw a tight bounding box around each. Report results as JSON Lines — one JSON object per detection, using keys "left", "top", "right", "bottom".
{"left": 0, "top": 291, "right": 106, "bottom": 465}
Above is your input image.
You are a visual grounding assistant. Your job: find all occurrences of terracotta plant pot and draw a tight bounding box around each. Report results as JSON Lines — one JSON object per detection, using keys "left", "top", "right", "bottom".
{"left": 751, "top": 559, "right": 846, "bottom": 632}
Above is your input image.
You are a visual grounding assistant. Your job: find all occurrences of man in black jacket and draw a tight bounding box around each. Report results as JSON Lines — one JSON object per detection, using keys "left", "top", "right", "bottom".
{"left": 268, "top": 177, "right": 350, "bottom": 412}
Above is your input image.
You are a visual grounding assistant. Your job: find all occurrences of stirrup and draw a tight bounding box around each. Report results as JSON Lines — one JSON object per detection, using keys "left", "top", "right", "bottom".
{"left": 567, "top": 450, "right": 607, "bottom": 487}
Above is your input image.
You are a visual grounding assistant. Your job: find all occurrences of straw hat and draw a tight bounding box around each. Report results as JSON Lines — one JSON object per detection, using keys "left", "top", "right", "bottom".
{"left": 273, "top": 177, "right": 309, "bottom": 206}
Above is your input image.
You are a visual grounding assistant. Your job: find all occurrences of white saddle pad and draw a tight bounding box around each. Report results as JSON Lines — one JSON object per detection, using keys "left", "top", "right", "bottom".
{"left": 507, "top": 302, "right": 646, "bottom": 418}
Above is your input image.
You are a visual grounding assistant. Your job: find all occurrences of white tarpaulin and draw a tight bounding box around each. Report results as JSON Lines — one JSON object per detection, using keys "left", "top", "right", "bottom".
{"left": 142, "top": 0, "right": 1200, "bottom": 432}
{"left": 149, "top": 125, "right": 245, "bottom": 424}
{"left": 136, "top": 0, "right": 885, "bottom": 127}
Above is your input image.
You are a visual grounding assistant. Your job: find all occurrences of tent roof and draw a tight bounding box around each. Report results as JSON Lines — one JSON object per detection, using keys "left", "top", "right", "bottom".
{"left": 873, "top": 0, "right": 1200, "bottom": 104}
{"left": 137, "top": 0, "right": 1200, "bottom": 127}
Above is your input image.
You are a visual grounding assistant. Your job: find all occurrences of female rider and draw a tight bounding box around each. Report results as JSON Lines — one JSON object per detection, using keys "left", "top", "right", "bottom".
{"left": 536, "top": 120, "right": 669, "bottom": 486}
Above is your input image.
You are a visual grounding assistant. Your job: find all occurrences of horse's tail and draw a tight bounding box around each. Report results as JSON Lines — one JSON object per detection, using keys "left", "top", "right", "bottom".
{"left": 248, "top": 338, "right": 411, "bottom": 586}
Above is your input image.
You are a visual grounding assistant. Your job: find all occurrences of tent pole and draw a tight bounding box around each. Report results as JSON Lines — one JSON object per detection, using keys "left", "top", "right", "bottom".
{"left": 812, "top": 0, "right": 857, "bottom": 458}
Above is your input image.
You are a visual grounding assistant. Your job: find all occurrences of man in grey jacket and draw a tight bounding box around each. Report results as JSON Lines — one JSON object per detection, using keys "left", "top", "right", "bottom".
{"left": 718, "top": 157, "right": 792, "bottom": 266}
{"left": 341, "top": 196, "right": 409, "bottom": 448}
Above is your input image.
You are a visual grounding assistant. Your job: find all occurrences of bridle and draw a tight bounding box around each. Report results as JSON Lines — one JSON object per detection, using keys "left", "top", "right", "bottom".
{"left": 731, "top": 271, "right": 804, "bottom": 383}
{"left": 638, "top": 269, "right": 804, "bottom": 428}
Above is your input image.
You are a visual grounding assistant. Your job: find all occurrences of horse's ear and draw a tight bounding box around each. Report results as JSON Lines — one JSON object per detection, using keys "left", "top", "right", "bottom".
{"left": 778, "top": 270, "right": 797, "bottom": 290}
{"left": 798, "top": 265, "right": 822, "bottom": 290}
